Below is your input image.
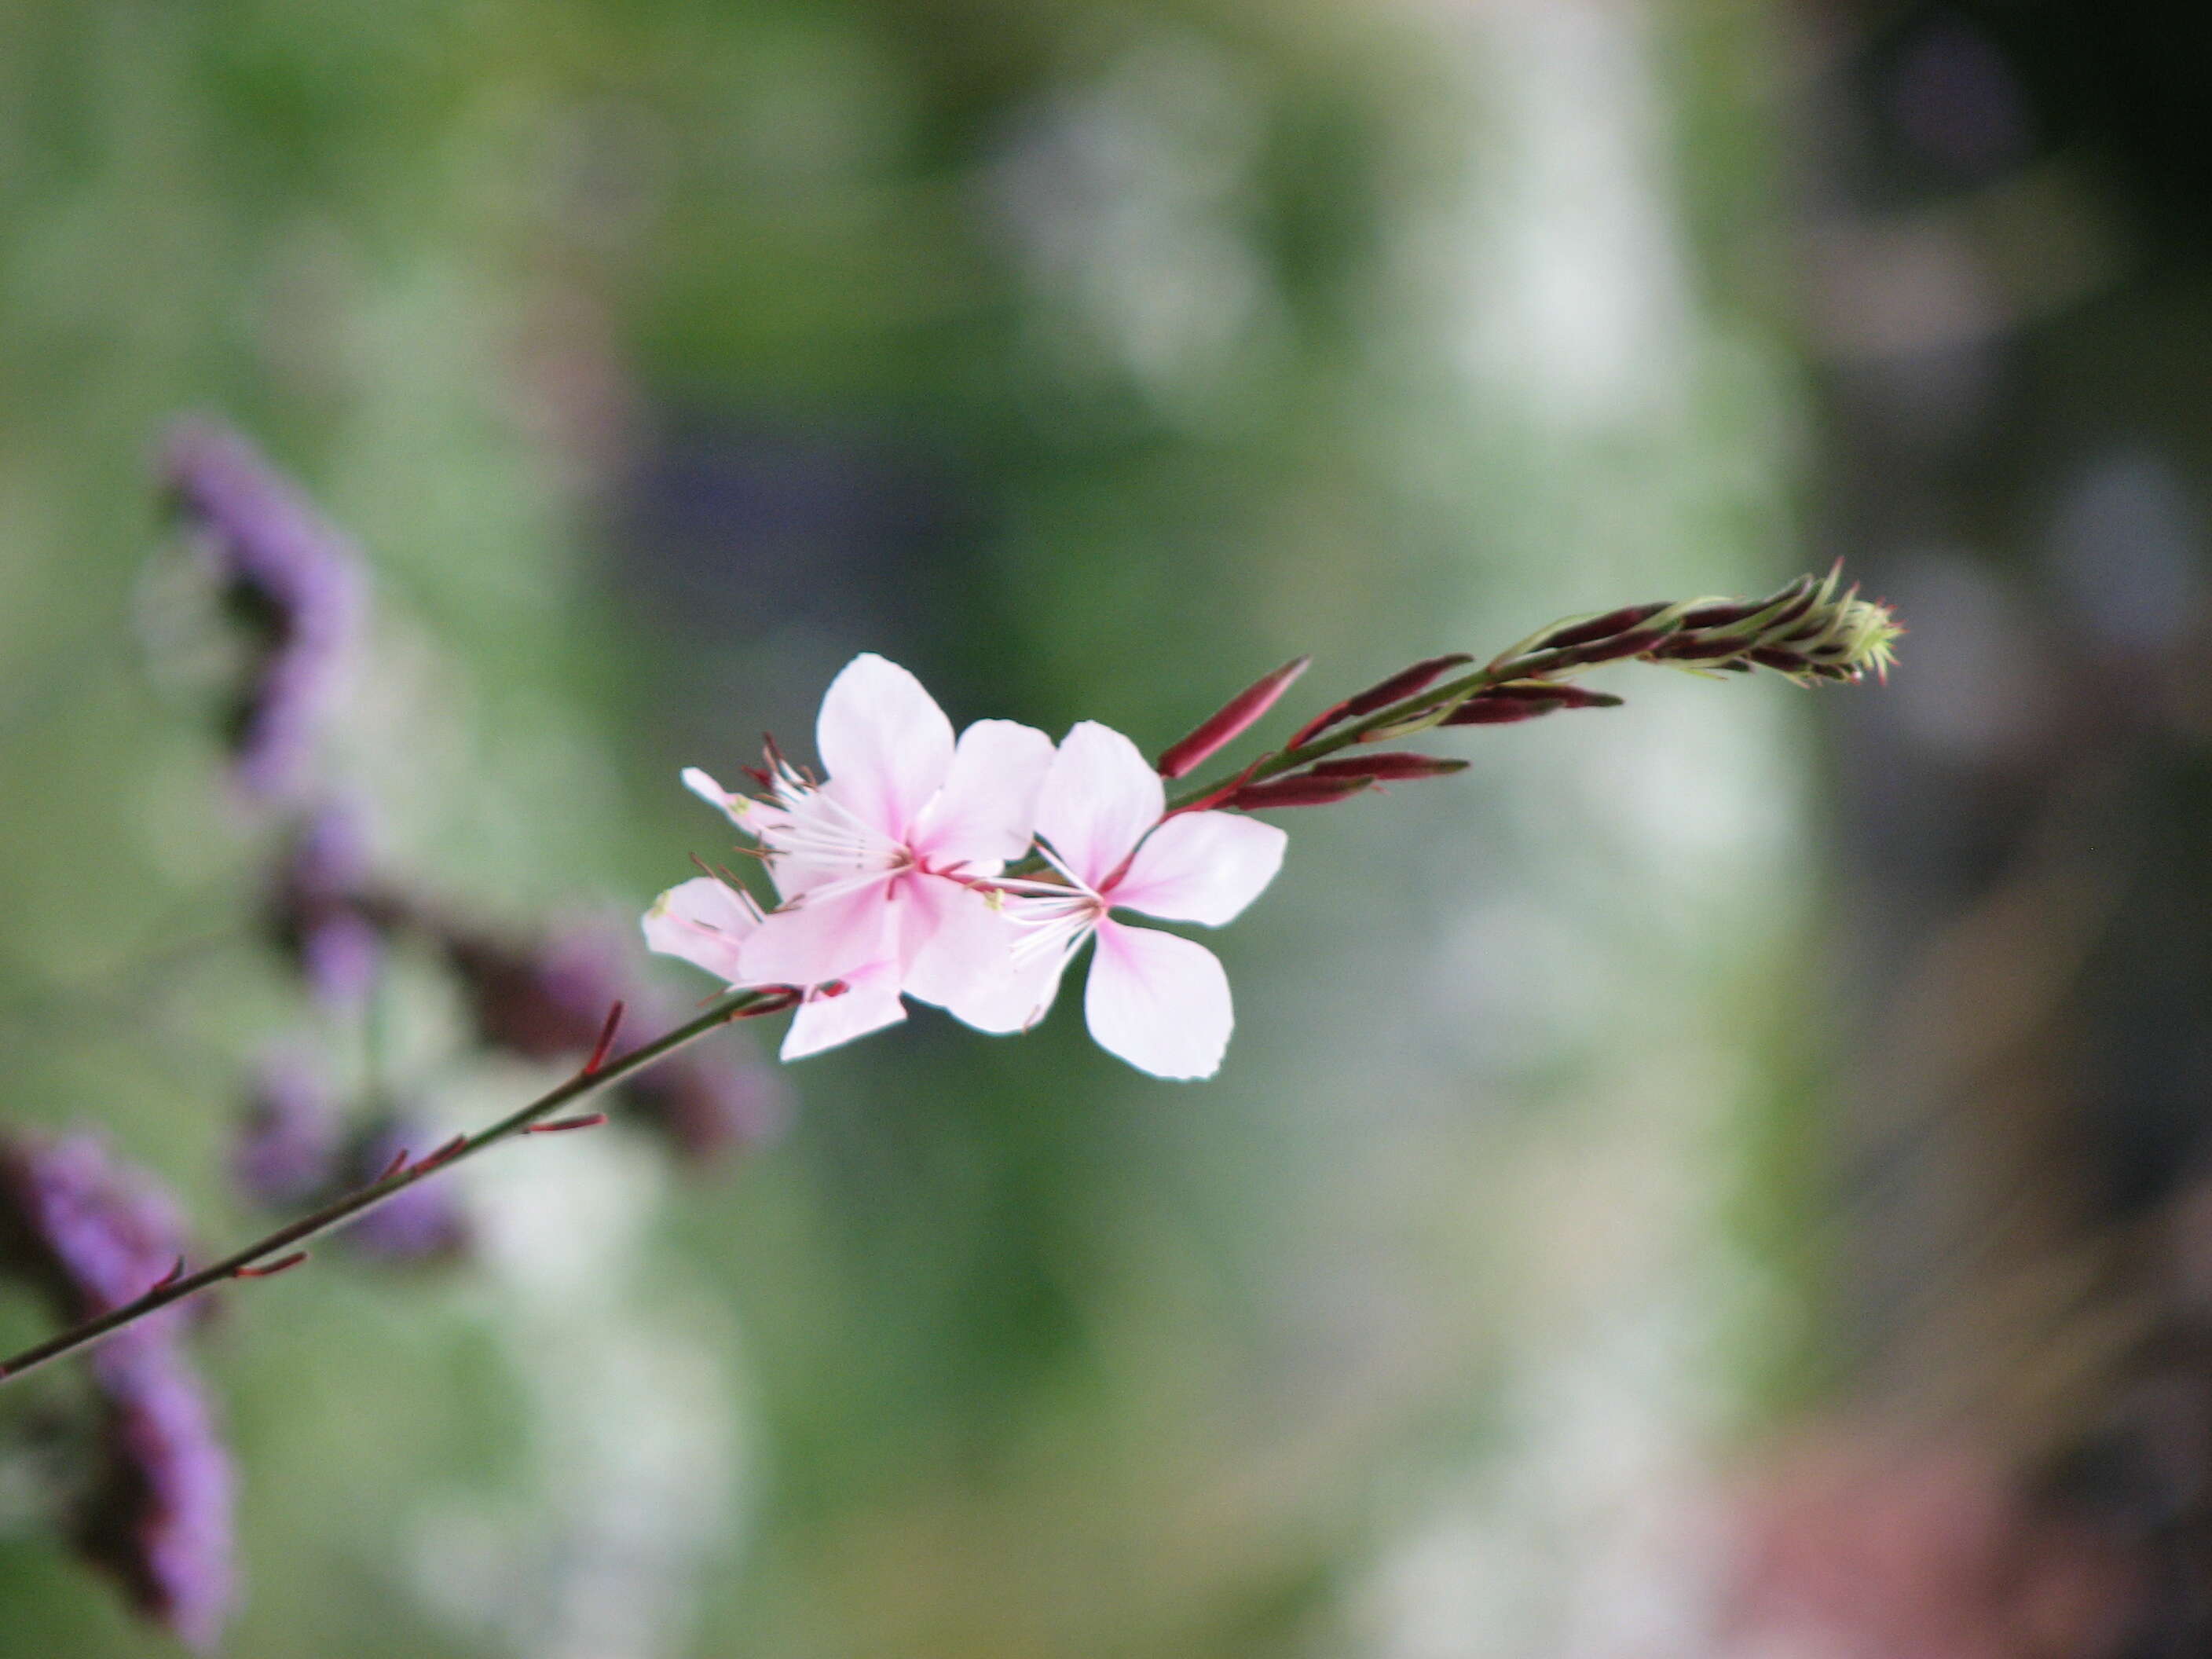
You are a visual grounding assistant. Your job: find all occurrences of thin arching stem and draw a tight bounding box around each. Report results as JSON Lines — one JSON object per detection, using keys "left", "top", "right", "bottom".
{"left": 0, "top": 986, "right": 782, "bottom": 1386}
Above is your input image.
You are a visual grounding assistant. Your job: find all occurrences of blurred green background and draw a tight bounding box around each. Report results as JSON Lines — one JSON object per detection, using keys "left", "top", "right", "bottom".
{"left": 5, "top": 1, "right": 2208, "bottom": 1654}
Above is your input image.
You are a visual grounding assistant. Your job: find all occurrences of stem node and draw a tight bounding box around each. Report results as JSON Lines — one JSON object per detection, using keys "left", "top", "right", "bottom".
{"left": 526, "top": 1113, "right": 609, "bottom": 1135}
{"left": 230, "top": 1251, "right": 309, "bottom": 1280}
{"left": 580, "top": 1002, "right": 625, "bottom": 1076}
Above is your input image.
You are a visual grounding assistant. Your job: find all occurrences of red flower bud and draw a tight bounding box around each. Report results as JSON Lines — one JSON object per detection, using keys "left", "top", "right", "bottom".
{"left": 1440, "top": 699, "right": 1547, "bottom": 727}
{"left": 1439, "top": 683, "right": 1622, "bottom": 726}
{"left": 1306, "top": 752, "right": 1468, "bottom": 782}
{"left": 1543, "top": 627, "right": 1672, "bottom": 669}
{"left": 1156, "top": 657, "right": 1311, "bottom": 778}
{"left": 1441, "top": 683, "right": 1623, "bottom": 726}
{"left": 1476, "top": 680, "right": 1621, "bottom": 704}
{"left": 1683, "top": 580, "right": 1819, "bottom": 635}
{"left": 1284, "top": 654, "right": 1474, "bottom": 749}
{"left": 1228, "top": 773, "right": 1376, "bottom": 809}
{"left": 1535, "top": 603, "right": 1668, "bottom": 652}
{"left": 1648, "top": 633, "right": 1749, "bottom": 661}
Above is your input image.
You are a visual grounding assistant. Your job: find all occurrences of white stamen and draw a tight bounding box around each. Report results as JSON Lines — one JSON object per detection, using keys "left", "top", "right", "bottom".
{"left": 750, "top": 764, "right": 909, "bottom": 888}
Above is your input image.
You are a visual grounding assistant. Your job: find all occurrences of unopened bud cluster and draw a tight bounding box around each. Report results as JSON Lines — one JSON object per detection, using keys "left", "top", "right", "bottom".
{"left": 1494, "top": 564, "right": 1902, "bottom": 687}
{"left": 1144, "top": 566, "right": 1899, "bottom": 816}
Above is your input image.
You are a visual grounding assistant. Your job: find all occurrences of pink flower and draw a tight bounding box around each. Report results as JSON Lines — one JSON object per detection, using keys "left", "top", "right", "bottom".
{"left": 683, "top": 655, "right": 1053, "bottom": 1011}
{"left": 641, "top": 876, "right": 904, "bottom": 1062}
{"left": 950, "top": 722, "right": 1287, "bottom": 1079}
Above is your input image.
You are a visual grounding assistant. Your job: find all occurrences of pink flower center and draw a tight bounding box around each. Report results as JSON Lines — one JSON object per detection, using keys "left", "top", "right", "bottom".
{"left": 998, "top": 836, "right": 1113, "bottom": 966}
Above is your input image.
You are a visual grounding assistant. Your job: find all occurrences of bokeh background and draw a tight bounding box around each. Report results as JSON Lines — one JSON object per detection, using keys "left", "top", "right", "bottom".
{"left": 2, "top": 1, "right": 2208, "bottom": 1654}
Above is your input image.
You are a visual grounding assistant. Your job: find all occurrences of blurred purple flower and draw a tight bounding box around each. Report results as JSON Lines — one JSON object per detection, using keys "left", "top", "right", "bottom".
{"left": 0, "top": 1134, "right": 236, "bottom": 1649}
{"left": 0, "top": 1133, "right": 192, "bottom": 1342}
{"left": 619, "top": 1046, "right": 790, "bottom": 1165}
{"left": 232, "top": 1054, "right": 343, "bottom": 1211}
{"left": 75, "top": 1346, "right": 236, "bottom": 1653}
{"left": 445, "top": 926, "right": 627, "bottom": 1061}
{"left": 444, "top": 921, "right": 785, "bottom": 1163}
{"left": 266, "top": 804, "right": 384, "bottom": 1006}
{"left": 338, "top": 1121, "right": 469, "bottom": 1264}
{"left": 160, "top": 418, "right": 364, "bottom": 801}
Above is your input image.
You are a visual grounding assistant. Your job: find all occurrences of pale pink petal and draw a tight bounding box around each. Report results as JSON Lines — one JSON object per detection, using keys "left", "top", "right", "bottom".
{"left": 900, "top": 877, "right": 1066, "bottom": 1033}
{"left": 683, "top": 766, "right": 788, "bottom": 838}
{"left": 780, "top": 960, "right": 906, "bottom": 1060}
{"left": 1109, "top": 811, "right": 1287, "bottom": 926}
{"left": 1035, "top": 721, "right": 1165, "bottom": 888}
{"left": 682, "top": 766, "right": 742, "bottom": 817}
{"left": 940, "top": 921, "right": 1079, "bottom": 1035}
{"left": 640, "top": 877, "right": 760, "bottom": 983}
{"left": 891, "top": 871, "right": 977, "bottom": 990}
{"left": 909, "top": 720, "right": 1054, "bottom": 872}
{"left": 1084, "top": 920, "right": 1232, "bottom": 1080}
{"left": 814, "top": 654, "right": 955, "bottom": 840}
{"left": 738, "top": 884, "right": 895, "bottom": 987}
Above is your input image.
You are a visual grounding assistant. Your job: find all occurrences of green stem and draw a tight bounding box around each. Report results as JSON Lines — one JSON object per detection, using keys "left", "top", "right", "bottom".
{"left": 0, "top": 987, "right": 775, "bottom": 1386}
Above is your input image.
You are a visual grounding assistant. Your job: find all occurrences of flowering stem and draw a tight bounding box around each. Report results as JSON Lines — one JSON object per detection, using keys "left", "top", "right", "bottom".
{"left": 1164, "top": 568, "right": 1902, "bottom": 811}
{"left": 0, "top": 987, "right": 776, "bottom": 1386}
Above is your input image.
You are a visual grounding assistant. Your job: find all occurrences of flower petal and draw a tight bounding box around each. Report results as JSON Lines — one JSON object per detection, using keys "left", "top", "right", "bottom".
{"left": 1035, "top": 721, "right": 1164, "bottom": 888}
{"left": 738, "top": 883, "right": 895, "bottom": 987}
{"left": 894, "top": 872, "right": 983, "bottom": 992}
{"left": 682, "top": 766, "right": 788, "bottom": 838}
{"left": 641, "top": 877, "right": 760, "bottom": 983}
{"left": 815, "top": 654, "right": 955, "bottom": 840}
{"left": 903, "top": 879, "right": 1073, "bottom": 1034}
{"left": 1083, "top": 921, "right": 1232, "bottom": 1080}
{"left": 781, "top": 960, "right": 906, "bottom": 1060}
{"left": 946, "top": 924, "right": 1079, "bottom": 1035}
{"left": 1110, "top": 811, "right": 1287, "bottom": 926}
{"left": 909, "top": 720, "right": 1054, "bottom": 872}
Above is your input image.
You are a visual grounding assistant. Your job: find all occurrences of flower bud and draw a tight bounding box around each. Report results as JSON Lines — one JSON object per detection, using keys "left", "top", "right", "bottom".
{"left": 1615, "top": 569, "right": 1899, "bottom": 683}
{"left": 1676, "top": 575, "right": 1817, "bottom": 634}
{"left": 1493, "top": 566, "right": 1899, "bottom": 687}
{"left": 1284, "top": 654, "right": 1474, "bottom": 748}
{"left": 1532, "top": 602, "right": 1671, "bottom": 653}
{"left": 1306, "top": 753, "right": 1469, "bottom": 782}
{"left": 1228, "top": 773, "right": 1376, "bottom": 809}
{"left": 1441, "top": 683, "right": 1623, "bottom": 726}
{"left": 1156, "top": 657, "right": 1310, "bottom": 778}
{"left": 1539, "top": 628, "right": 1673, "bottom": 671}
{"left": 1441, "top": 700, "right": 1550, "bottom": 727}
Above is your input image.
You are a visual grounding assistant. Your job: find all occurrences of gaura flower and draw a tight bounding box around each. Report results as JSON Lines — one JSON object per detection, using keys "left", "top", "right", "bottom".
{"left": 642, "top": 875, "right": 907, "bottom": 1062}
{"left": 681, "top": 654, "right": 1054, "bottom": 1015}
{"left": 951, "top": 722, "right": 1286, "bottom": 1080}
